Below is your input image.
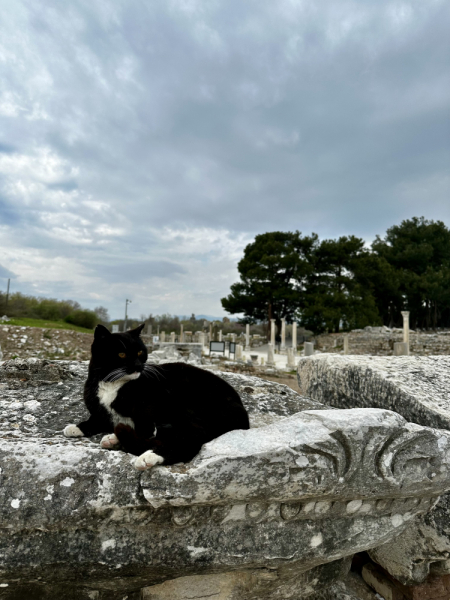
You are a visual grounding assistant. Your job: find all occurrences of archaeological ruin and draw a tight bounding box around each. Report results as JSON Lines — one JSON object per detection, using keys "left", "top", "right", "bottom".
{"left": 1, "top": 349, "right": 450, "bottom": 599}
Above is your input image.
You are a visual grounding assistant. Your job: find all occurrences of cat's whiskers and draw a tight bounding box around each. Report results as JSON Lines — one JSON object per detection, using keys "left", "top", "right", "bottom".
{"left": 143, "top": 364, "right": 165, "bottom": 381}
{"left": 102, "top": 367, "right": 127, "bottom": 382}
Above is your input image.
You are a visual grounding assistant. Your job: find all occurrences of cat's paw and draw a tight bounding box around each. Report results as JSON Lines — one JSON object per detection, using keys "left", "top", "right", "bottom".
{"left": 101, "top": 433, "right": 119, "bottom": 449}
{"left": 134, "top": 451, "right": 164, "bottom": 471}
{"left": 63, "top": 424, "right": 84, "bottom": 437}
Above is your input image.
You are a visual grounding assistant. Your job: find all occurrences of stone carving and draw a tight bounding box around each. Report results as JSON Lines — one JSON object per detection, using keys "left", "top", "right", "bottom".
{"left": 2, "top": 358, "right": 450, "bottom": 599}
{"left": 297, "top": 354, "right": 450, "bottom": 585}
{"left": 141, "top": 408, "right": 450, "bottom": 511}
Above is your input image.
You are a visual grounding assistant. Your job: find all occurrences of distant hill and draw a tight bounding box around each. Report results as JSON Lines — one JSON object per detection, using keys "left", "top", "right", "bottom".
{"left": 177, "top": 314, "right": 240, "bottom": 322}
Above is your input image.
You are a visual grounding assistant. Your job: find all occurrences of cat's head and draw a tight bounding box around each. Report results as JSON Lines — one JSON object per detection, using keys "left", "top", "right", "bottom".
{"left": 90, "top": 323, "right": 148, "bottom": 382}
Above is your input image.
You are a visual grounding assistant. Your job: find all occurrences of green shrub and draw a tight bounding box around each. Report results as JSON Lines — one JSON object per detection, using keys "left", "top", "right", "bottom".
{"left": 65, "top": 310, "right": 97, "bottom": 330}
{"left": 36, "top": 299, "right": 62, "bottom": 321}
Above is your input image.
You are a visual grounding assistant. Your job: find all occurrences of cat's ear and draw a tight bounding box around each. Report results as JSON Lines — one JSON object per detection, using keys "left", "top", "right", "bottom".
{"left": 129, "top": 323, "right": 145, "bottom": 337}
{"left": 94, "top": 324, "right": 111, "bottom": 340}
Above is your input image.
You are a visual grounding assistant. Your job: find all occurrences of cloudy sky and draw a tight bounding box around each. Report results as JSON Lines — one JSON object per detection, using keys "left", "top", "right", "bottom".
{"left": 1, "top": 0, "right": 449, "bottom": 319}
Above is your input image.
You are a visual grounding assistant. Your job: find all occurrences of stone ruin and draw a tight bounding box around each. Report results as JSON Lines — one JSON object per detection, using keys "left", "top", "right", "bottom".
{"left": 2, "top": 357, "right": 450, "bottom": 598}
{"left": 315, "top": 325, "right": 450, "bottom": 356}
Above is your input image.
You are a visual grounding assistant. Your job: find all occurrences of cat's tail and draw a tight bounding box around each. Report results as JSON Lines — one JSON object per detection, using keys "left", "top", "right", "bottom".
{"left": 114, "top": 424, "right": 159, "bottom": 457}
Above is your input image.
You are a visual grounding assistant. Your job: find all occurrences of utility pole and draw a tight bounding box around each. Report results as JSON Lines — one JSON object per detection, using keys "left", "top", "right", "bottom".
{"left": 5, "top": 278, "right": 10, "bottom": 314}
{"left": 124, "top": 299, "right": 132, "bottom": 332}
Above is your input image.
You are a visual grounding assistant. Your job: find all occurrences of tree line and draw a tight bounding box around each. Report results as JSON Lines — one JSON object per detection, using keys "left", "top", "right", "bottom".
{"left": 0, "top": 292, "right": 109, "bottom": 330}
{"left": 221, "top": 217, "right": 450, "bottom": 335}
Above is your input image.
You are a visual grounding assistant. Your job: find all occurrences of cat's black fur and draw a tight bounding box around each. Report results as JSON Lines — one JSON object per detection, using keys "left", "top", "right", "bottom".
{"left": 67, "top": 323, "right": 250, "bottom": 466}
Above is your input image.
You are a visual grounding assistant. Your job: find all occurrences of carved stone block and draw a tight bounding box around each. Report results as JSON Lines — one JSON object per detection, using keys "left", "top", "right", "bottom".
{"left": 2, "top": 359, "right": 450, "bottom": 597}
{"left": 297, "top": 355, "right": 450, "bottom": 584}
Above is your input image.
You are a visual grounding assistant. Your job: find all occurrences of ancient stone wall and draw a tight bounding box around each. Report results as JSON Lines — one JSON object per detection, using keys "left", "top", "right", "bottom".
{"left": 315, "top": 327, "right": 450, "bottom": 356}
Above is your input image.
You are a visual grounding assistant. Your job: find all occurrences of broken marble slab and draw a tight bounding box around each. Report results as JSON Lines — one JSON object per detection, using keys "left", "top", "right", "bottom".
{"left": 2, "top": 405, "right": 450, "bottom": 594}
{"left": 297, "top": 354, "right": 450, "bottom": 585}
{"left": 297, "top": 354, "right": 450, "bottom": 430}
{"left": 2, "top": 358, "right": 450, "bottom": 599}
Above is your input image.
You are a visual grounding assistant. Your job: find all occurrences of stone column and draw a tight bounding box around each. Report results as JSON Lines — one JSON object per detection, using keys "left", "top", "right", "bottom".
{"left": 231, "top": 334, "right": 236, "bottom": 343}
{"left": 170, "top": 332, "right": 175, "bottom": 343}
{"left": 286, "top": 348, "right": 295, "bottom": 368}
{"left": 245, "top": 324, "right": 250, "bottom": 351}
{"left": 147, "top": 324, "right": 152, "bottom": 336}
{"left": 270, "top": 319, "right": 276, "bottom": 346}
{"left": 180, "top": 324, "right": 184, "bottom": 343}
{"left": 292, "top": 322, "right": 297, "bottom": 355}
{"left": 209, "top": 324, "right": 213, "bottom": 342}
{"left": 161, "top": 331, "right": 166, "bottom": 343}
{"left": 343, "top": 334, "right": 349, "bottom": 355}
{"left": 401, "top": 311, "right": 410, "bottom": 355}
{"left": 304, "top": 342, "right": 314, "bottom": 356}
{"left": 219, "top": 330, "right": 222, "bottom": 342}
{"left": 281, "top": 318, "right": 286, "bottom": 351}
{"left": 267, "top": 343, "right": 275, "bottom": 366}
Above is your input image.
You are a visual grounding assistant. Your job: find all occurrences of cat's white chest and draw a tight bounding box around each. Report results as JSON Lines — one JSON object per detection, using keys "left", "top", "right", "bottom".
{"left": 97, "top": 380, "right": 135, "bottom": 429}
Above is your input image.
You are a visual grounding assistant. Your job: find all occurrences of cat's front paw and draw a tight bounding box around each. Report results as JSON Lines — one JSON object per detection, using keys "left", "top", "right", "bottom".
{"left": 134, "top": 451, "right": 164, "bottom": 471}
{"left": 63, "top": 424, "right": 84, "bottom": 438}
{"left": 101, "top": 433, "right": 120, "bottom": 449}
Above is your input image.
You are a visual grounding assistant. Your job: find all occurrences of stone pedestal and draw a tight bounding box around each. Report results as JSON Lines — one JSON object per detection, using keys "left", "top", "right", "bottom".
{"left": 270, "top": 319, "right": 275, "bottom": 346}
{"left": 286, "top": 347, "right": 295, "bottom": 368}
{"left": 343, "top": 334, "right": 349, "bottom": 355}
{"left": 304, "top": 341, "right": 314, "bottom": 356}
{"left": 394, "top": 341, "right": 409, "bottom": 355}
{"left": 198, "top": 332, "right": 205, "bottom": 349}
{"left": 245, "top": 324, "right": 250, "bottom": 351}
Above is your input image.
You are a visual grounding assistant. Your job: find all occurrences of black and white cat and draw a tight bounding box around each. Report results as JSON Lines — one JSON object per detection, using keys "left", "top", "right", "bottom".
{"left": 64, "top": 324, "right": 249, "bottom": 470}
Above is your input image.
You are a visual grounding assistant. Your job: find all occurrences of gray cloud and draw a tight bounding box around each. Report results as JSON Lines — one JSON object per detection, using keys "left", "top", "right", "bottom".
{"left": 0, "top": 264, "right": 16, "bottom": 280}
{"left": 0, "top": 0, "right": 448, "bottom": 317}
{"left": 86, "top": 260, "right": 188, "bottom": 283}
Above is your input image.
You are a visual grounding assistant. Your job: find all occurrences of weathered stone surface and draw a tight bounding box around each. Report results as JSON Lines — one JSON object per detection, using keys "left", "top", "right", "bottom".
{"left": 297, "top": 355, "right": 450, "bottom": 430}
{"left": 309, "top": 572, "right": 380, "bottom": 600}
{"left": 3, "top": 358, "right": 450, "bottom": 598}
{"left": 0, "top": 358, "right": 323, "bottom": 442}
{"left": 368, "top": 492, "right": 450, "bottom": 585}
{"left": 297, "top": 355, "right": 450, "bottom": 585}
{"left": 216, "top": 371, "right": 326, "bottom": 428}
{"left": 0, "top": 325, "right": 92, "bottom": 361}
{"left": 141, "top": 558, "right": 352, "bottom": 600}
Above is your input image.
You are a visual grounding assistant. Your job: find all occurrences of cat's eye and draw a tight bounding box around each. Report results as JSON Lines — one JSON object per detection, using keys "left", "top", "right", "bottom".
{"left": 118, "top": 352, "right": 126, "bottom": 358}
{"left": 137, "top": 351, "right": 143, "bottom": 356}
